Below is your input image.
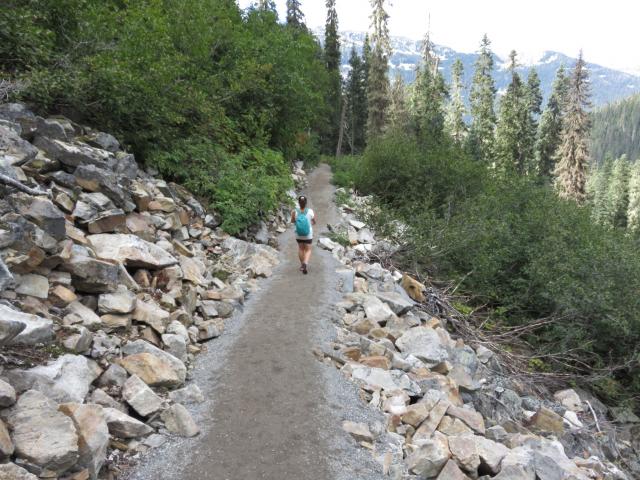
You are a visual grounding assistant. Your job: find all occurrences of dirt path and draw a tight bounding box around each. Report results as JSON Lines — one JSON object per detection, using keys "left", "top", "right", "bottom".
{"left": 128, "top": 164, "right": 385, "bottom": 480}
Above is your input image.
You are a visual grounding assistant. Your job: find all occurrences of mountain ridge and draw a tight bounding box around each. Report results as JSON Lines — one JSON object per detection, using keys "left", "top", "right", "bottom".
{"left": 317, "top": 29, "right": 640, "bottom": 107}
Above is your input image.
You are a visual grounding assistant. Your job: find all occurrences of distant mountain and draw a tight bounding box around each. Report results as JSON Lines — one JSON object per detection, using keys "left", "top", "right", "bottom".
{"left": 318, "top": 30, "right": 640, "bottom": 108}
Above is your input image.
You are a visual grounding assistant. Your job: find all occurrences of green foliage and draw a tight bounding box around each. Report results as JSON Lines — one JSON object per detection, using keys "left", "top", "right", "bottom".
{"left": 345, "top": 47, "right": 368, "bottom": 154}
{"left": 355, "top": 133, "right": 640, "bottom": 403}
{"left": 327, "top": 155, "right": 361, "bottom": 189}
{"left": 2, "top": 0, "right": 329, "bottom": 233}
{"left": 591, "top": 93, "right": 640, "bottom": 165}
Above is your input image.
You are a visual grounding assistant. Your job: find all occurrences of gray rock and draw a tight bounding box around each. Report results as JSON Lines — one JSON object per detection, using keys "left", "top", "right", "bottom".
{"left": 33, "top": 136, "right": 111, "bottom": 169}
{"left": 363, "top": 295, "right": 395, "bottom": 323}
{"left": 162, "top": 333, "right": 187, "bottom": 362}
{"left": 58, "top": 403, "right": 109, "bottom": 480}
{"left": 97, "top": 364, "right": 128, "bottom": 389}
{"left": 553, "top": 389, "right": 583, "bottom": 412}
{"left": 98, "top": 289, "right": 136, "bottom": 314}
{"left": 74, "top": 164, "right": 135, "bottom": 212}
{"left": 336, "top": 268, "right": 355, "bottom": 294}
{"left": 254, "top": 221, "right": 269, "bottom": 245}
{"left": 342, "top": 421, "right": 373, "bottom": 443}
{"left": 198, "top": 319, "right": 224, "bottom": 341}
{"left": 5, "top": 354, "right": 100, "bottom": 403}
{"left": 168, "top": 384, "right": 205, "bottom": 405}
{"left": 375, "top": 291, "right": 414, "bottom": 315}
{"left": 10, "top": 194, "right": 66, "bottom": 240}
{"left": 475, "top": 436, "right": 510, "bottom": 474}
{"left": 395, "top": 327, "right": 449, "bottom": 366}
{"left": 0, "top": 257, "right": 14, "bottom": 292}
{"left": 113, "top": 152, "right": 138, "bottom": 178}
{"left": 0, "top": 463, "right": 39, "bottom": 480}
{"left": 3, "top": 390, "right": 79, "bottom": 475}
{"left": 60, "top": 253, "right": 120, "bottom": 293}
{"left": 0, "top": 304, "right": 53, "bottom": 346}
{"left": 88, "top": 389, "right": 126, "bottom": 413}
{"left": 35, "top": 117, "right": 68, "bottom": 141}
{"left": 347, "top": 364, "right": 419, "bottom": 395}
{"left": 63, "top": 301, "right": 102, "bottom": 330}
{"left": 0, "top": 417, "right": 14, "bottom": 459}
{"left": 122, "top": 375, "right": 163, "bottom": 417}
{"left": 161, "top": 404, "right": 199, "bottom": 437}
{"left": 88, "top": 234, "right": 178, "bottom": 269}
{"left": 0, "top": 379, "right": 16, "bottom": 407}
{"left": 61, "top": 326, "right": 93, "bottom": 353}
{"left": 166, "top": 320, "right": 189, "bottom": 342}
{"left": 87, "top": 132, "right": 120, "bottom": 152}
{"left": 407, "top": 432, "right": 450, "bottom": 478}
{"left": 132, "top": 298, "right": 170, "bottom": 333}
{"left": 0, "top": 125, "right": 38, "bottom": 167}
{"left": 142, "top": 433, "right": 167, "bottom": 449}
{"left": 103, "top": 407, "right": 154, "bottom": 439}
{"left": 14, "top": 274, "right": 49, "bottom": 299}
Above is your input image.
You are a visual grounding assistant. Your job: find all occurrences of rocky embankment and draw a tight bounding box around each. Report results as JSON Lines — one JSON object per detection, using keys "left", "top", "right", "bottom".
{"left": 315, "top": 191, "right": 639, "bottom": 479}
{"left": 0, "top": 103, "right": 301, "bottom": 479}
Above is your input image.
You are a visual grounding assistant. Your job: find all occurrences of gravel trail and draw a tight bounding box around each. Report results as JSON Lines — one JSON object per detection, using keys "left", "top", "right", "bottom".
{"left": 127, "top": 164, "right": 385, "bottom": 480}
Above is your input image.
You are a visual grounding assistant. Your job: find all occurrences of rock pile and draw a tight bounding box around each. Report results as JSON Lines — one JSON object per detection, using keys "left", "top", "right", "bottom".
{"left": 317, "top": 188, "right": 638, "bottom": 479}
{"left": 0, "top": 103, "right": 289, "bottom": 479}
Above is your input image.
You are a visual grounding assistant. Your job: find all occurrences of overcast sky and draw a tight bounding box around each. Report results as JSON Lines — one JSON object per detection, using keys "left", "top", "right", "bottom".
{"left": 238, "top": 0, "right": 640, "bottom": 74}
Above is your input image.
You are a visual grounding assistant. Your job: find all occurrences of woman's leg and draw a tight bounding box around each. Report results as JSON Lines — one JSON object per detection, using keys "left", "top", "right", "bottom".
{"left": 304, "top": 243, "right": 312, "bottom": 265}
{"left": 297, "top": 242, "right": 305, "bottom": 266}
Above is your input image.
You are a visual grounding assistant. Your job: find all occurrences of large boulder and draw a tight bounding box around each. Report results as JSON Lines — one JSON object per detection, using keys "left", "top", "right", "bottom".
{"left": 375, "top": 291, "right": 414, "bottom": 315}
{"left": 395, "top": 327, "right": 449, "bottom": 367}
{"left": 407, "top": 432, "right": 451, "bottom": 478}
{"left": 160, "top": 404, "right": 199, "bottom": 437}
{"left": 74, "top": 165, "right": 135, "bottom": 212}
{"left": 0, "top": 380, "right": 16, "bottom": 407}
{"left": 132, "top": 298, "right": 170, "bottom": 333}
{"left": 87, "top": 234, "right": 178, "bottom": 269}
{"left": 63, "top": 301, "right": 102, "bottom": 330}
{"left": 58, "top": 403, "right": 109, "bottom": 480}
{"left": 60, "top": 250, "right": 120, "bottom": 293}
{"left": 122, "top": 375, "right": 163, "bottom": 417}
{"left": 10, "top": 194, "right": 66, "bottom": 241}
{"left": 120, "top": 339, "right": 186, "bottom": 385}
{"left": 98, "top": 289, "right": 136, "bottom": 314}
{"left": 0, "top": 304, "right": 53, "bottom": 346}
{"left": 363, "top": 295, "right": 395, "bottom": 323}
{"left": 103, "top": 407, "right": 153, "bottom": 439}
{"left": 119, "top": 353, "right": 183, "bottom": 388}
{"left": 4, "top": 355, "right": 100, "bottom": 403}
{"left": 0, "top": 418, "right": 14, "bottom": 459}
{"left": 2, "top": 390, "right": 79, "bottom": 475}
{"left": 32, "top": 136, "right": 111, "bottom": 169}
{"left": 0, "top": 125, "right": 38, "bottom": 167}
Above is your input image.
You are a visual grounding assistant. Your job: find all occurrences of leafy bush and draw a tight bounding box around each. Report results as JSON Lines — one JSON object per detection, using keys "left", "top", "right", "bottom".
{"left": 2, "top": 0, "right": 328, "bottom": 232}
{"left": 354, "top": 134, "right": 640, "bottom": 401}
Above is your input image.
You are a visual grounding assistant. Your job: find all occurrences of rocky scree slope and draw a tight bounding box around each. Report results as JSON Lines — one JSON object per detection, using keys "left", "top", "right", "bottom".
{"left": 313, "top": 190, "right": 640, "bottom": 479}
{"left": 0, "top": 102, "right": 301, "bottom": 479}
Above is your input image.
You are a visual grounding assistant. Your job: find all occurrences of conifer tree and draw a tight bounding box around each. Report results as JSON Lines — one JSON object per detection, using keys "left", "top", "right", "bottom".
{"left": 523, "top": 69, "right": 542, "bottom": 170}
{"left": 468, "top": 35, "right": 497, "bottom": 163}
{"left": 590, "top": 155, "right": 613, "bottom": 225}
{"left": 495, "top": 51, "right": 527, "bottom": 173}
{"left": 536, "top": 66, "right": 569, "bottom": 178}
{"left": 554, "top": 51, "right": 592, "bottom": 203}
{"left": 323, "top": 0, "right": 342, "bottom": 153}
{"left": 286, "top": 0, "right": 305, "bottom": 29}
{"left": 445, "top": 59, "right": 467, "bottom": 144}
{"left": 410, "top": 24, "right": 447, "bottom": 143}
{"left": 604, "top": 155, "right": 630, "bottom": 228}
{"left": 627, "top": 160, "right": 640, "bottom": 232}
{"left": 366, "top": 0, "right": 391, "bottom": 139}
{"left": 345, "top": 47, "right": 368, "bottom": 153}
{"left": 388, "top": 74, "right": 410, "bottom": 131}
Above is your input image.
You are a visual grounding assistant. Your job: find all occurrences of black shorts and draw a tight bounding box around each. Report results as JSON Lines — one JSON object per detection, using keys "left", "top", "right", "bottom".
{"left": 296, "top": 239, "right": 313, "bottom": 245}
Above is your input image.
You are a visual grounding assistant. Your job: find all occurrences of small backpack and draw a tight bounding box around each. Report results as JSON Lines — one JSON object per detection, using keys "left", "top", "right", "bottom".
{"left": 295, "top": 208, "right": 311, "bottom": 236}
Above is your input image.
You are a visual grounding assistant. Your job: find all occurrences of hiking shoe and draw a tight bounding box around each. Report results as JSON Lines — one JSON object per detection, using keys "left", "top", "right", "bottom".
{"left": 302, "top": 263, "right": 308, "bottom": 274}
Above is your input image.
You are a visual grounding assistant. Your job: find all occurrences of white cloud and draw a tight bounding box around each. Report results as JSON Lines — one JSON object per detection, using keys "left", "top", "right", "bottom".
{"left": 237, "top": 0, "right": 640, "bottom": 73}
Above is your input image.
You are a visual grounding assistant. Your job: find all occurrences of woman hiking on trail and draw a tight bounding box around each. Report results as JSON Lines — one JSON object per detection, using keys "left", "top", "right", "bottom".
{"left": 291, "top": 195, "right": 316, "bottom": 274}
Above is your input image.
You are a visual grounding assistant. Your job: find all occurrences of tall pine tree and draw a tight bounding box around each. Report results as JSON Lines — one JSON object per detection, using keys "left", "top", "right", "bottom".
{"left": 366, "top": 0, "right": 391, "bottom": 139}
{"left": 286, "top": 0, "right": 305, "bottom": 29}
{"left": 257, "top": 0, "right": 276, "bottom": 12}
{"left": 323, "top": 0, "right": 342, "bottom": 153}
{"left": 468, "top": 35, "right": 497, "bottom": 163}
{"left": 388, "top": 73, "right": 410, "bottom": 131}
{"left": 495, "top": 51, "right": 527, "bottom": 173}
{"left": 535, "top": 65, "right": 569, "bottom": 178}
{"left": 604, "top": 155, "right": 630, "bottom": 228}
{"left": 410, "top": 25, "right": 447, "bottom": 143}
{"left": 590, "top": 155, "right": 613, "bottom": 225}
{"left": 555, "top": 51, "right": 592, "bottom": 203}
{"left": 345, "top": 47, "right": 368, "bottom": 154}
{"left": 627, "top": 160, "right": 640, "bottom": 232}
{"left": 523, "top": 69, "right": 542, "bottom": 171}
{"left": 445, "top": 59, "right": 467, "bottom": 144}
